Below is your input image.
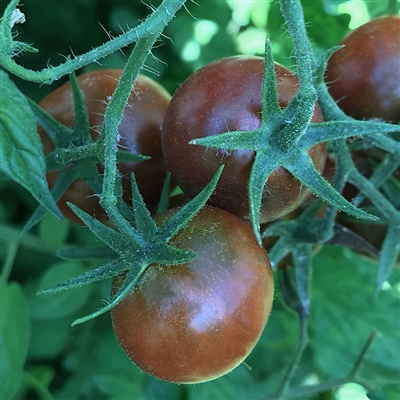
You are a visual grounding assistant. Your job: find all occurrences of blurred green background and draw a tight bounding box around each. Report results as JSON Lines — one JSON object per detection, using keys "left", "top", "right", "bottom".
{"left": 1, "top": 0, "right": 399, "bottom": 399}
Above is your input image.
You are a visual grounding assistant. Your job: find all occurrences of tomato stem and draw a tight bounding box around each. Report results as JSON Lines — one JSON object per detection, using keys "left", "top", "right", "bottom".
{"left": 0, "top": 0, "right": 187, "bottom": 83}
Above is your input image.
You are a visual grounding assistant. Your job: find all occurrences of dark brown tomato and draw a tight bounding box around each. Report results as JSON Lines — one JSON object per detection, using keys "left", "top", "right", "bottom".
{"left": 162, "top": 56, "right": 326, "bottom": 225}
{"left": 325, "top": 15, "right": 400, "bottom": 123}
{"left": 39, "top": 69, "right": 171, "bottom": 224}
{"left": 111, "top": 206, "right": 274, "bottom": 383}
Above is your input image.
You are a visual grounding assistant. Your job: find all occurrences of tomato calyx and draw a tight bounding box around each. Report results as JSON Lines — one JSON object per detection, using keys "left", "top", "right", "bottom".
{"left": 38, "top": 166, "right": 224, "bottom": 326}
{"left": 189, "top": 47, "right": 384, "bottom": 246}
{"left": 189, "top": 33, "right": 399, "bottom": 247}
{"left": 24, "top": 72, "right": 147, "bottom": 231}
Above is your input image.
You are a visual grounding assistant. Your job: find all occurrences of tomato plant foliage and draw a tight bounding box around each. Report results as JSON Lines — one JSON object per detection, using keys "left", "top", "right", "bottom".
{"left": 0, "top": 0, "right": 399, "bottom": 399}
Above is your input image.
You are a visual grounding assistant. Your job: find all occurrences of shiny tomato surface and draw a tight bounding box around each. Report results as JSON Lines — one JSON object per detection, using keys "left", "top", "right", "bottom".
{"left": 111, "top": 206, "right": 274, "bottom": 383}
{"left": 325, "top": 15, "right": 400, "bottom": 123}
{"left": 39, "top": 69, "right": 171, "bottom": 224}
{"left": 162, "top": 56, "right": 326, "bottom": 224}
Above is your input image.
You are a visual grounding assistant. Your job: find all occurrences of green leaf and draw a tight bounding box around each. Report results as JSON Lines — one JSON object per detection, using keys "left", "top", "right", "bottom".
{"left": 39, "top": 212, "right": 70, "bottom": 247}
{"left": 92, "top": 374, "right": 142, "bottom": 400}
{"left": 310, "top": 246, "right": 400, "bottom": 384}
{"left": 0, "top": 279, "right": 30, "bottom": 400}
{"left": 55, "top": 329, "right": 143, "bottom": 398}
{"left": 28, "top": 318, "right": 71, "bottom": 359}
{"left": 0, "top": 70, "right": 61, "bottom": 219}
{"left": 25, "top": 365, "right": 55, "bottom": 394}
{"left": 187, "top": 366, "right": 266, "bottom": 400}
{"left": 144, "top": 377, "right": 185, "bottom": 400}
{"left": 30, "top": 261, "right": 93, "bottom": 319}
{"left": 367, "top": 383, "right": 400, "bottom": 400}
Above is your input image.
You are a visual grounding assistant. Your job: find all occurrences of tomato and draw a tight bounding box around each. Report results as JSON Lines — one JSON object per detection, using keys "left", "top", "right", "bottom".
{"left": 161, "top": 56, "right": 326, "bottom": 225}
{"left": 38, "top": 69, "right": 171, "bottom": 224}
{"left": 111, "top": 206, "right": 274, "bottom": 383}
{"left": 325, "top": 15, "right": 400, "bottom": 123}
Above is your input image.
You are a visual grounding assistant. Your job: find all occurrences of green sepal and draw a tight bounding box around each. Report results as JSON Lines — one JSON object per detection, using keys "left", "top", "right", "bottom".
{"left": 67, "top": 203, "right": 139, "bottom": 253}
{"left": 312, "top": 45, "right": 343, "bottom": 87}
{"left": 23, "top": 169, "right": 77, "bottom": 233}
{"left": 28, "top": 97, "right": 73, "bottom": 148}
{"left": 157, "top": 171, "right": 172, "bottom": 214}
{"left": 261, "top": 34, "right": 281, "bottom": 116}
{"left": 116, "top": 151, "right": 150, "bottom": 163}
{"left": 364, "top": 134, "right": 400, "bottom": 158}
{"left": 71, "top": 266, "right": 142, "bottom": 326}
{"left": 286, "top": 152, "right": 378, "bottom": 222}
{"left": 326, "top": 223, "right": 380, "bottom": 260}
{"left": 382, "top": 176, "right": 400, "bottom": 209}
{"left": 68, "top": 71, "right": 92, "bottom": 143}
{"left": 352, "top": 154, "right": 399, "bottom": 207}
{"left": 248, "top": 153, "right": 281, "bottom": 245}
{"left": 130, "top": 172, "right": 158, "bottom": 237}
{"left": 301, "top": 122, "right": 400, "bottom": 149}
{"left": 278, "top": 267, "right": 301, "bottom": 313}
{"left": 190, "top": 129, "right": 259, "bottom": 150}
{"left": 38, "top": 259, "right": 129, "bottom": 295}
{"left": 158, "top": 165, "right": 224, "bottom": 240}
{"left": 57, "top": 246, "right": 118, "bottom": 260}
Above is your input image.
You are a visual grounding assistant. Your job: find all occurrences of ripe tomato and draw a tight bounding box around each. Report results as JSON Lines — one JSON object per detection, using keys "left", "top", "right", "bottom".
{"left": 111, "top": 206, "right": 274, "bottom": 383}
{"left": 325, "top": 15, "right": 400, "bottom": 123}
{"left": 161, "top": 56, "right": 326, "bottom": 225}
{"left": 38, "top": 69, "right": 171, "bottom": 224}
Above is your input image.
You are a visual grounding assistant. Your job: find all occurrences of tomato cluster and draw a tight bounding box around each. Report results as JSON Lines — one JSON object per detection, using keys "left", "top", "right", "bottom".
{"left": 35, "top": 15, "right": 398, "bottom": 384}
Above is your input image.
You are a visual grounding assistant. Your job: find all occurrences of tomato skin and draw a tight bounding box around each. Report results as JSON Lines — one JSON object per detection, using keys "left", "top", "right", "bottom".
{"left": 111, "top": 206, "right": 274, "bottom": 384}
{"left": 161, "top": 56, "right": 326, "bottom": 225}
{"left": 39, "top": 69, "right": 171, "bottom": 224}
{"left": 325, "top": 15, "right": 400, "bottom": 123}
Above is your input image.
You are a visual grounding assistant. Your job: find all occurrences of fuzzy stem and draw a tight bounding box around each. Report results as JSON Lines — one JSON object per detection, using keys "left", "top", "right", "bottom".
{"left": 0, "top": 0, "right": 186, "bottom": 83}
{"left": 99, "top": 35, "right": 158, "bottom": 238}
